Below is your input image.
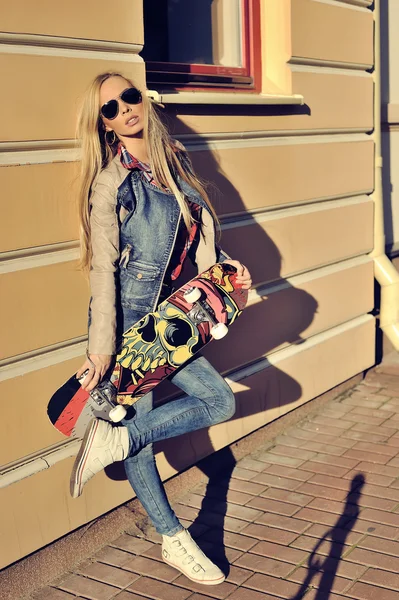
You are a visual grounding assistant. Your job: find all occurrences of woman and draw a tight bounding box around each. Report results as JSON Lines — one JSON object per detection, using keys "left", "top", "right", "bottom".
{"left": 70, "top": 72, "right": 252, "bottom": 585}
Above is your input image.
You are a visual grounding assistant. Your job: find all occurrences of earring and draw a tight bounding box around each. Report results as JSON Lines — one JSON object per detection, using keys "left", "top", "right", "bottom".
{"left": 105, "top": 130, "right": 117, "bottom": 145}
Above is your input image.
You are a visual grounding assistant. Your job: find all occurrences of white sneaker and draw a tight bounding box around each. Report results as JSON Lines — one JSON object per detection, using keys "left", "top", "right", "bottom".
{"left": 70, "top": 418, "right": 130, "bottom": 498}
{"left": 162, "top": 528, "right": 225, "bottom": 585}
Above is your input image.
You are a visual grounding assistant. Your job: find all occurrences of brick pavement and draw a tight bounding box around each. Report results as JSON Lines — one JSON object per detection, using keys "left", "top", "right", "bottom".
{"left": 32, "top": 366, "right": 399, "bottom": 600}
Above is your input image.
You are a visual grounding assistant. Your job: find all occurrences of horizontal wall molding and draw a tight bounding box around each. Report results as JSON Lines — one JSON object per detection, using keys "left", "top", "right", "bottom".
{"left": 184, "top": 132, "right": 371, "bottom": 152}
{"left": 0, "top": 243, "right": 79, "bottom": 274}
{"left": 291, "top": 63, "right": 372, "bottom": 78}
{"left": 222, "top": 195, "right": 371, "bottom": 230}
{"left": 0, "top": 338, "right": 87, "bottom": 383}
{"left": 388, "top": 246, "right": 399, "bottom": 260}
{"left": 0, "top": 313, "right": 373, "bottom": 488}
{"left": 382, "top": 103, "right": 399, "bottom": 126}
{"left": 178, "top": 130, "right": 374, "bottom": 143}
{"left": 0, "top": 131, "right": 374, "bottom": 166}
{"left": 383, "top": 125, "right": 399, "bottom": 133}
{"left": 0, "top": 42, "right": 144, "bottom": 62}
{"left": 228, "top": 314, "right": 373, "bottom": 375}
{"left": 290, "top": 56, "right": 372, "bottom": 72}
{"left": 0, "top": 146, "right": 79, "bottom": 166}
{"left": 0, "top": 240, "right": 78, "bottom": 259}
{"left": 248, "top": 254, "right": 372, "bottom": 306}
{"left": 0, "top": 254, "right": 372, "bottom": 379}
{"left": 263, "top": 254, "right": 372, "bottom": 292}
{"left": 220, "top": 189, "right": 373, "bottom": 220}
{"left": 0, "top": 440, "right": 81, "bottom": 488}
{"left": 220, "top": 191, "right": 373, "bottom": 223}
{"left": 0, "top": 140, "right": 77, "bottom": 151}
{"left": 314, "top": 0, "right": 372, "bottom": 11}
{"left": 0, "top": 32, "right": 143, "bottom": 54}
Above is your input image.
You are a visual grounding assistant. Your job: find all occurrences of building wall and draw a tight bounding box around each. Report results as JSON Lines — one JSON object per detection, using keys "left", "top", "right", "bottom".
{"left": 0, "top": 0, "right": 375, "bottom": 568}
{"left": 381, "top": 0, "right": 399, "bottom": 253}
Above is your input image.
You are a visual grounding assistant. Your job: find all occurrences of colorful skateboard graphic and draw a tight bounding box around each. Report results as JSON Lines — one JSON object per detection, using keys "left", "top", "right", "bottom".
{"left": 47, "top": 263, "right": 248, "bottom": 438}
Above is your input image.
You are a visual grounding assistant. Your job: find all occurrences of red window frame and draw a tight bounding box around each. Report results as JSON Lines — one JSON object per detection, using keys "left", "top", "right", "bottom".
{"left": 145, "top": 0, "right": 262, "bottom": 93}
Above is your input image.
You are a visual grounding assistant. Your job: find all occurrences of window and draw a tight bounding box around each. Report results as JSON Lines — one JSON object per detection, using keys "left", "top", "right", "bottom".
{"left": 142, "top": 0, "right": 261, "bottom": 91}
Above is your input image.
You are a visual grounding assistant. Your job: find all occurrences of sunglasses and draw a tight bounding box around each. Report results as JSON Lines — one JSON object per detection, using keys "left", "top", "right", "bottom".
{"left": 100, "top": 87, "right": 142, "bottom": 120}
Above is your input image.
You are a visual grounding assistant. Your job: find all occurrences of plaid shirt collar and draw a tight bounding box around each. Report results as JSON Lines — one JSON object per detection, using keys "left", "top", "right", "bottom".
{"left": 118, "top": 143, "right": 151, "bottom": 172}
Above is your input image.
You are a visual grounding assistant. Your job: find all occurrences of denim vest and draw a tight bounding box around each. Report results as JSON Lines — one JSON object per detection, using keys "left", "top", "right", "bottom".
{"left": 115, "top": 170, "right": 225, "bottom": 334}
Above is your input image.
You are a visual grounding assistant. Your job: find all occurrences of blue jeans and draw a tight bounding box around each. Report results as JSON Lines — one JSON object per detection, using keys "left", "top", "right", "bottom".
{"left": 121, "top": 353, "right": 235, "bottom": 536}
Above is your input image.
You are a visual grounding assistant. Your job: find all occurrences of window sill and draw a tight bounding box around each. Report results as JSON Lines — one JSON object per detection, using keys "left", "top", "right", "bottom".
{"left": 146, "top": 90, "right": 304, "bottom": 106}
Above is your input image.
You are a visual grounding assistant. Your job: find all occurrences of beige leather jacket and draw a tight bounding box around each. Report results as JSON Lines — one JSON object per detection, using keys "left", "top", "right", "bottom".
{"left": 88, "top": 154, "right": 222, "bottom": 355}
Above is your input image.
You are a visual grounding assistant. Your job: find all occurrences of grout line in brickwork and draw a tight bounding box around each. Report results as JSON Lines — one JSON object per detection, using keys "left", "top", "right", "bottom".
{"left": 338, "top": 534, "right": 399, "bottom": 597}
{"left": 341, "top": 533, "right": 369, "bottom": 560}
{"left": 351, "top": 572, "right": 399, "bottom": 597}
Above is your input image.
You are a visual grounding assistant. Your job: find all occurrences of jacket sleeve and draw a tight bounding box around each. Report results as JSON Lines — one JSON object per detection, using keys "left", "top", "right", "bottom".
{"left": 87, "top": 170, "right": 120, "bottom": 355}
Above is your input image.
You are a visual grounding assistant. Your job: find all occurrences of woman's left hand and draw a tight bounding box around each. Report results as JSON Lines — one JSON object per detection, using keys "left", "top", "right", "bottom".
{"left": 223, "top": 260, "right": 252, "bottom": 290}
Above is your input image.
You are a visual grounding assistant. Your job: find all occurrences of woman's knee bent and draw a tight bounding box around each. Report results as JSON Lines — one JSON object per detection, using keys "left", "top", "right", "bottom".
{"left": 212, "top": 381, "right": 236, "bottom": 423}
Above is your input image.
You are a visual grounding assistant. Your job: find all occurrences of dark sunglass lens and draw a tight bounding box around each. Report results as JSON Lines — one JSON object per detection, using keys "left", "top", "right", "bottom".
{"left": 101, "top": 99, "right": 118, "bottom": 120}
{"left": 121, "top": 88, "right": 142, "bottom": 105}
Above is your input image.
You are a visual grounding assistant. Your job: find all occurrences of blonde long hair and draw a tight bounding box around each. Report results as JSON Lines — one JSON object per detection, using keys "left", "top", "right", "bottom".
{"left": 76, "top": 71, "right": 220, "bottom": 270}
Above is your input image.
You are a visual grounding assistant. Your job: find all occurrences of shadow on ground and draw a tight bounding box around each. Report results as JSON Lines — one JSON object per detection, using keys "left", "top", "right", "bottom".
{"left": 288, "top": 472, "right": 365, "bottom": 600}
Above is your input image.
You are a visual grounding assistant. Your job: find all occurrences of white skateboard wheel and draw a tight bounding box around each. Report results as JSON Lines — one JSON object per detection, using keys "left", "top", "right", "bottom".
{"left": 210, "top": 323, "right": 228, "bottom": 340}
{"left": 183, "top": 286, "right": 201, "bottom": 303}
{"left": 109, "top": 404, "right": 127, "bottom": 422}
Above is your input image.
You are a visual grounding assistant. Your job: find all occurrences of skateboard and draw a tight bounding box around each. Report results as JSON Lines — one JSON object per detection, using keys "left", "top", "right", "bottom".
{"left": 47, "top": 263, "right": 248, "bottom": 438}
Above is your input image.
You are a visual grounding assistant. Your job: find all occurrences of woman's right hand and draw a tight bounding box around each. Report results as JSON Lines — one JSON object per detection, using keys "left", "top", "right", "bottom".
{"left": 77, "top": 354, "right": 113, "bottom": 392}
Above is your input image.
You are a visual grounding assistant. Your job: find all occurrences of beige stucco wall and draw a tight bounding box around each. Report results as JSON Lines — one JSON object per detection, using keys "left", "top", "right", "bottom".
{"left": 0, "top": 0, "right": 375, "bottom": 568}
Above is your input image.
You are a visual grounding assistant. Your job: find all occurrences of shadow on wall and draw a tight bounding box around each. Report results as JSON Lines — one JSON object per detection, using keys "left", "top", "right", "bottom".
{"left": 158, "top": 118, "right": 317, "bottom": 574}
{"left": 380, "top": 0, "right": 394, "bottom": 252}
{"left": 108, "top": 112, "right": 318, "bottom": 574}
{"left": 377, "top": 0, "right": 392, "bottom": 360}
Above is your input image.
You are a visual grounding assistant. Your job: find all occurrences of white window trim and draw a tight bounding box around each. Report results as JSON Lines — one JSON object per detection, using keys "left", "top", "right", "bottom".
{"left": 146, "top": 90, "right": 304, "bottom": 106}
